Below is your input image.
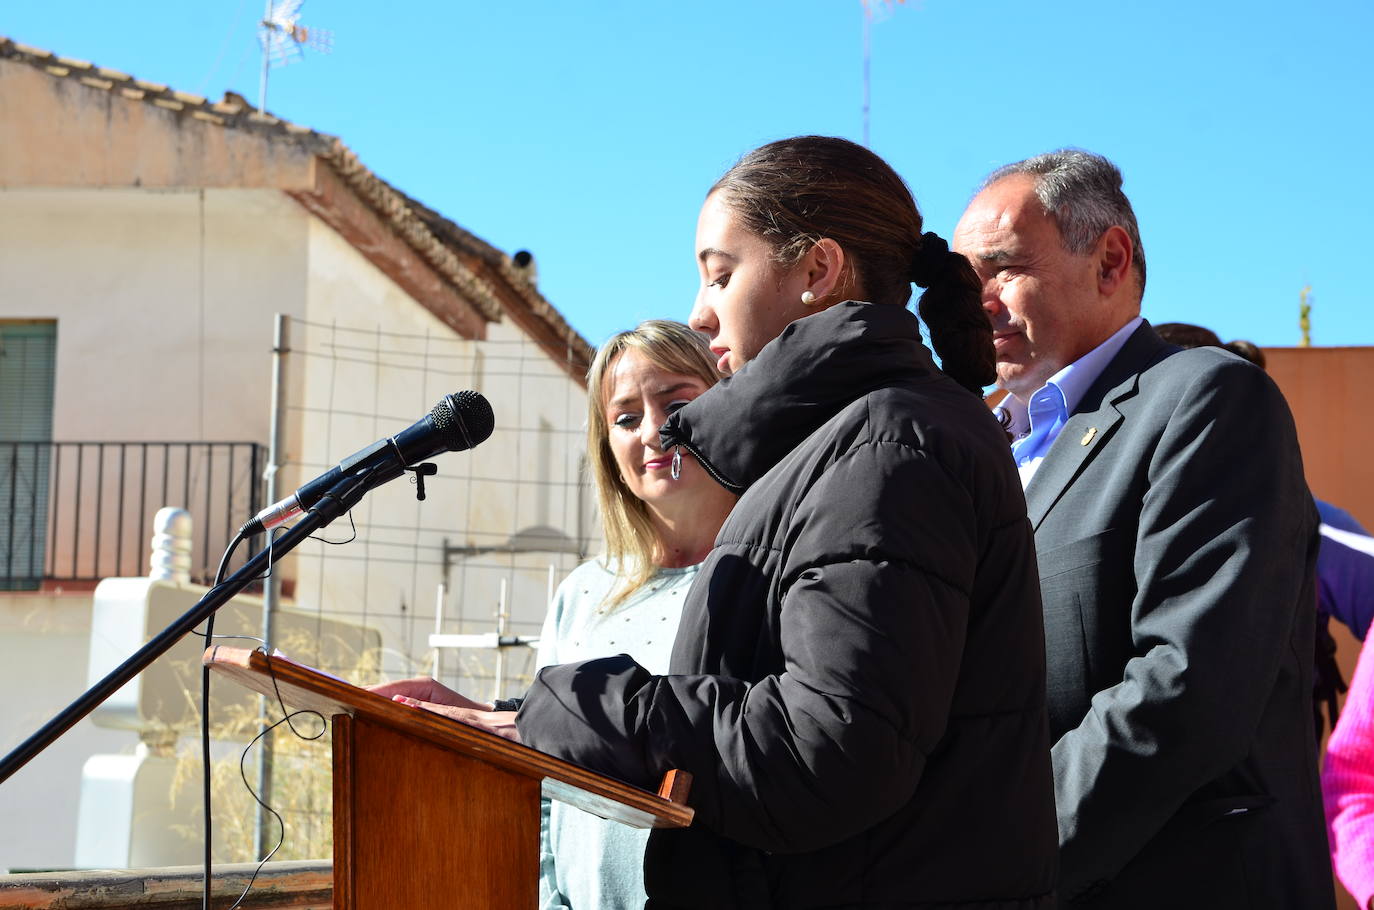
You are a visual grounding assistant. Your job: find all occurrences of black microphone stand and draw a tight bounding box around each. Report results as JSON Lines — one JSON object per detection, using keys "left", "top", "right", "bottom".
{"left": 0, "top": 466, "right": 382, "bottom": 785}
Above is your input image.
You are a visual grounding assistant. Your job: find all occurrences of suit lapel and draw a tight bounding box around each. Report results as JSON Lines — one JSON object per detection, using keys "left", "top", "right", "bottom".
{"left": 1025, "top": 392, "right": 1127, "bottom": 531}
{"left": 1024, "top": 323, "right": 1174, "bottom": 531}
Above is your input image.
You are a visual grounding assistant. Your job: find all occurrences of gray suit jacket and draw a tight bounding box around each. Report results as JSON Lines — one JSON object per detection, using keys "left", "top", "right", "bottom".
{"left": 1029, "top": 323, "right": 1333, "bottom": 908}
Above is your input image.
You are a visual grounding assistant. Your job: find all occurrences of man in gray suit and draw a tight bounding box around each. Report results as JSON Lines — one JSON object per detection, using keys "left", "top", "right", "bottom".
{"left": 953, "top": 151, "right": 1333, "bottom": 908}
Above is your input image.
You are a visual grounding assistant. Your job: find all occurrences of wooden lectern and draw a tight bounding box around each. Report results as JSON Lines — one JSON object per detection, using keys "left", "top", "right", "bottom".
{"left": 205, "top": 646, "right": 693, "bottom": 909}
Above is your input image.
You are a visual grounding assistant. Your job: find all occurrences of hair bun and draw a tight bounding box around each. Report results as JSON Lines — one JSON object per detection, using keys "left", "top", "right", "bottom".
{"left": 910, "top": 232, "right": 952, "bottom": 288}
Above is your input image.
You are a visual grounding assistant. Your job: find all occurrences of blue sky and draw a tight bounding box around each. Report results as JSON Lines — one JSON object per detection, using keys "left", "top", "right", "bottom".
{"left": 6, "top": 1, "right": 1370, "bottom": 349}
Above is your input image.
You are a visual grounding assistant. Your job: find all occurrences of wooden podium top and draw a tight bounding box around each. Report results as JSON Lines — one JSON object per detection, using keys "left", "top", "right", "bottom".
{"left": 205, "top": 645, "right": 693, "bottom": 830}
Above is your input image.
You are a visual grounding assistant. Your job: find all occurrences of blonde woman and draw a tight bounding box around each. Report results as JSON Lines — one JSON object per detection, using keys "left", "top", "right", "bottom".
{"left": 378, "top": 321, "right": 733, "bottom": 909}
{"left": 533, "top": 320, "right": 733, "bottom": 909}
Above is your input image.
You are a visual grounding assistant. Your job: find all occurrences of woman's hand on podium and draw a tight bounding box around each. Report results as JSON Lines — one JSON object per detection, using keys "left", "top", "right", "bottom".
{"left": 369, "top": 677, "right": 488, "bottom": 709}
{"left": 367, "top": 677, "right": 522, "bottom": 743}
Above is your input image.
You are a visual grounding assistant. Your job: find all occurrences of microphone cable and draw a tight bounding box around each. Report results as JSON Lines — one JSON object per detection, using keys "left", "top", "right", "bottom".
{"left": 198, "top": 506, "right": 360, "bottom": 909}
{"left": 222, "top": 652, "right": 326, "bottom": 910}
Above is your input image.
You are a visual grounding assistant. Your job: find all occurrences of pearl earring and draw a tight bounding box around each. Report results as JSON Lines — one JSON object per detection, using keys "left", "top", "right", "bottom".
{"left": 801, "top": 290, "right": 817, "bottom": 305}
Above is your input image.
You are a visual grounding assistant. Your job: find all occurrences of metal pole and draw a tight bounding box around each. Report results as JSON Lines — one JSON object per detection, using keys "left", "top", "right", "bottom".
{"left": 5, "top": 446, "right": 17, "bottom": 589}
{"left": 255, "top": 313, "right": 289, "bottom": 858}
{"left": 862, "top": 4, "right": 872, "bottom": 147}
{"left": 258, "top": 0, "right": 273, "bottom": 115}
{"left": 94, "top": 444, "right": 105, "bottom": 579}
{"left": 433, "top": 583, "right": 447, "bottom": 682}
{"left": 492, "top": 578, "right": 508, "bottom": 704}
{"left": 26, "top": 444, "right": 40, "bottom": 585}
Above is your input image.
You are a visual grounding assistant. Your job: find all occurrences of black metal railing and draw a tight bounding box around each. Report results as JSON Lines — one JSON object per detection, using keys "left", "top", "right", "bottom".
{"left": 0, "top": 442, "right": 265, "bottom": 590}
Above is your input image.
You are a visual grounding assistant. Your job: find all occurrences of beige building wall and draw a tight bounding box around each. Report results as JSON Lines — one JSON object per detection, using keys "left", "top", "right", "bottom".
{"left": 0, "top": 592, "right": 133, "bottom": 871}
{"left": 0, "top": 187, "right": 308, "bottom": 443}
{"left": 0, "top": 187, "right": 305, "bottom": 869}
{"left": 0, "top": 181, "right": 594, "bottom": 690}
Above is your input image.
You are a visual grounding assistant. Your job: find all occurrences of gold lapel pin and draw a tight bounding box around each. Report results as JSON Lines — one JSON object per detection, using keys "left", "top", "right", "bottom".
{"left": 1080, "top": 427, "right": 1098, "bottom": 446}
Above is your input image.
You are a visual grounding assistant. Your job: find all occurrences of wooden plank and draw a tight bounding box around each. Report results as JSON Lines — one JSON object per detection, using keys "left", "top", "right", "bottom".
{"left": 331, "top": 713, "right": 355, "bottom": 910}
{"left": 0, "top": 861, "right": 331, "bottom": 909}
{"left": 205, "top": 646, "right": 693, "bottom": 829}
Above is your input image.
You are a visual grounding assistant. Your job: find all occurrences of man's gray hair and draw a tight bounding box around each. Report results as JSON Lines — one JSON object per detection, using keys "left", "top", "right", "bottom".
{"left": 985, "top": 149, "right": 1146, "bottom": 293}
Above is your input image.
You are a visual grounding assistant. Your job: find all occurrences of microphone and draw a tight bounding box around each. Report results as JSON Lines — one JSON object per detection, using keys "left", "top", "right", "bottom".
{"left": 242, "top": 390, "right": 494, "bottom": 536}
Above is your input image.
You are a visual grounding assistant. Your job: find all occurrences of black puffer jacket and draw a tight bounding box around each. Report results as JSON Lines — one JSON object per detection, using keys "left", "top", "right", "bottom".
{"left": 519, "top": 302, "right": 1057, "bottom": 908}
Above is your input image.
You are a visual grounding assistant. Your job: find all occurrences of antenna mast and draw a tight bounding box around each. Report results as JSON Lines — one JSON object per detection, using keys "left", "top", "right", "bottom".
{"left": 257, "top": 0, "right": 333, "bottom": 115}
{"left": 862, "top": 3, "right": 872, "bottom": 146}
{"left": 860, "top": 1, "right": 908, "bottom": 147}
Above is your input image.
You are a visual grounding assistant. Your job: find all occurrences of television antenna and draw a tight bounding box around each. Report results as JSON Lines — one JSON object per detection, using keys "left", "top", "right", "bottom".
{"left": 257, "top": 0, "right": 333, "bottom": 115}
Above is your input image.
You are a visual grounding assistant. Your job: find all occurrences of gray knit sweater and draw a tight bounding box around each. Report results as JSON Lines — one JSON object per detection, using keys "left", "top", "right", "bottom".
{"left": 535, "top": 558, "right": 699, "bottom": 910}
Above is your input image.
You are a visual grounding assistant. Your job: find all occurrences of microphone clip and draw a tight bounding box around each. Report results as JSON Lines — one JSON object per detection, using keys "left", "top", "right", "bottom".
{"left": 403, "top": 462, "right": 439, "bottom": 501}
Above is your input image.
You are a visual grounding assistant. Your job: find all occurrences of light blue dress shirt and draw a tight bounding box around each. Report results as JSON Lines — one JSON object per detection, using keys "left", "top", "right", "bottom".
{"left": 996, "top": 317, "right": 1143, "bottom": 486}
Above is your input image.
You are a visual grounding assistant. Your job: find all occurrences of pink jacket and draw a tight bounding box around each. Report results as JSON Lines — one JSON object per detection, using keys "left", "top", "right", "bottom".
{"left": 1325, "top": 634, "right": 1374, "bottom": 908}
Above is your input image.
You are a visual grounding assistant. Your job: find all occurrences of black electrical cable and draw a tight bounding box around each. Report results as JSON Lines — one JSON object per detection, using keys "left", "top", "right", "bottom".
{"left": 221, "top": 648, "right": 326, "bottom": 910}
{"left": 223, "top": 708, "right": 324, "bottom": 910}
{"left": 199, "top": 511, "right": 352, "bottom": 910}
{"left": 203, "top": 527, "right": 248, "bottom": 910}
{"left": 189, "top": 532, "right": 280, "bottom": 642}
{"left": 308, "top": 508, "right": 357, "bottom": 545}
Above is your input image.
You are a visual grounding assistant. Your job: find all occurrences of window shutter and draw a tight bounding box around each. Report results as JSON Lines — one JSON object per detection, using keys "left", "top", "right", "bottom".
{"left": 0, "top": 321, "right": 57, "bottom": 590}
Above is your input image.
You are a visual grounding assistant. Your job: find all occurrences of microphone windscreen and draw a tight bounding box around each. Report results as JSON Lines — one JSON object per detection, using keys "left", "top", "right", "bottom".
{"left": 435, "top": 390, "right": 495, "bottom": 451}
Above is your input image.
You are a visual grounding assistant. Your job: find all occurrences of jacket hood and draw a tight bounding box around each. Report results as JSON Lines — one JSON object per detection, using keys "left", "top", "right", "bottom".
{"left": 660, "top": 301, "right": 941, "bottom": 492}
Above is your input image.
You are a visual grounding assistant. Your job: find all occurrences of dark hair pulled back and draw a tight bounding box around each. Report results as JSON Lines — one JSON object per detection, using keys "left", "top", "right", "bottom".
{"left": 710, "top": 136, "right": 994, "bottom": 393}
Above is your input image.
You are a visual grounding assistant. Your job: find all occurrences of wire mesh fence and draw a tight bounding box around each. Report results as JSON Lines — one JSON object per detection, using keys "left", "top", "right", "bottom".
{"left": 274, "top": 316, "right": 596, "bottom": 691}
{"left": 216, "top": 314, "right": 597, "bottom": 853}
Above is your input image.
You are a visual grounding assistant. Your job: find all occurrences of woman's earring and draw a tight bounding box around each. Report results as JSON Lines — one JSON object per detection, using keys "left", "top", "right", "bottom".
{"left": 801, "top": 290, "right": 817, "bottom": 306}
